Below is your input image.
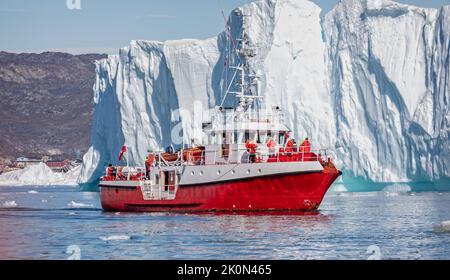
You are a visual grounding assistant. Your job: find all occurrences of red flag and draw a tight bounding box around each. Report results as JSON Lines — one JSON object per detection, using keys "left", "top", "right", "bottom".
{"left": 118, "top": 145, "right": 126, "bottom": 161}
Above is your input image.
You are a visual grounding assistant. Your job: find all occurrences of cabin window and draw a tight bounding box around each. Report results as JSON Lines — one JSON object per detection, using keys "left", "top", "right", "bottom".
{"left": 154, "top": 174, "right": 160, "bottom": 184}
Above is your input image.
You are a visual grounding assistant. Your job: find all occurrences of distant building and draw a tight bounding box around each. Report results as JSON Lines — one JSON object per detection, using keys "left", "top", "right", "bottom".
{"left": 45, "top": 159, "right": 71, "bottom": 172}
{"left": 15, "top": 157, "right": 41, "bottom": 168}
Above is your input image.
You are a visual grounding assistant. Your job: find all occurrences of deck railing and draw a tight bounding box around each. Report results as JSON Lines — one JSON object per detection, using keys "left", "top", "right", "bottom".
{"left": 162, "top": 146, "right": 332, "bottom": 167}
{"left": 103, "top": 146, "right": 334, "bottom": 181}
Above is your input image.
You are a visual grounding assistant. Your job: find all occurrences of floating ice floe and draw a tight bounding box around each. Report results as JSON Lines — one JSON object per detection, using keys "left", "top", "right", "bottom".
{"left": 382, "top": 184, "right": 412, "bottom": 196}
{"left": 0, "top": 163, "right": 81, "bottom": 186}
{"left": 67, "top": 200, "right": 94, "bottom": 208}
{"left": 100, "top": 235, "right": 131, "bottom": 241}
{"left": 329, "top": 184, "right": 348, "bottom": 192}
{"left": 433, "top": 221, "right": 450, "bottom": 233}
{"left": 2, "top": 200, "right": 18, "bottom": 208}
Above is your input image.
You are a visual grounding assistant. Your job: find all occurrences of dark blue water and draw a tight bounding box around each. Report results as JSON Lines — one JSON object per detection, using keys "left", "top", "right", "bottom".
{"left": 0, "top": 185, "right": 449, "bottom": 260}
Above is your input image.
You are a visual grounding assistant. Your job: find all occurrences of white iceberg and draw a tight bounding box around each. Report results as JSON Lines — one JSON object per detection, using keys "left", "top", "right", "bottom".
{"left": 0, "top": 163, "right": 81, "bottom": 186}
{"left": 77, "top": 0, "right": 450, "bottom": 187}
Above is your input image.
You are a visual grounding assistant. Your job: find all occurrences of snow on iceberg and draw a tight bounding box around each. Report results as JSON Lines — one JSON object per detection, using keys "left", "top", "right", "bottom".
{"left": 78, "top": 0, "right": 450, "bottom": 187}
{"left": 0, "top": 163, "right": 81, "bottom": 186}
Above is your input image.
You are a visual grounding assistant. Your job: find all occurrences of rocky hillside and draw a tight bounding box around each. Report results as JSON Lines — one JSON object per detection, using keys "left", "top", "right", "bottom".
{"left": 0, "top": 51, "right": 106, "bottom": 158}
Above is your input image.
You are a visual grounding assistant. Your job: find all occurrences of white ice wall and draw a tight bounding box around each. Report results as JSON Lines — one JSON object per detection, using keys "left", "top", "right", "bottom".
{"left": 78, "top": 0, "right": 450, "bottom": 186}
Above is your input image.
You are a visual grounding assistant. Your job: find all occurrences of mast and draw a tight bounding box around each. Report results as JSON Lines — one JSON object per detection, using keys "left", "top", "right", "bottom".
{"left": 223, "top": 8, "right": 261, "bottom": 113}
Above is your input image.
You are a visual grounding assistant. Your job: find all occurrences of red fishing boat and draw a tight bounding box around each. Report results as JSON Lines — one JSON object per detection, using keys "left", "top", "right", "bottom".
{"left": 98, "top": 9, "right": 341, "bottom": 212}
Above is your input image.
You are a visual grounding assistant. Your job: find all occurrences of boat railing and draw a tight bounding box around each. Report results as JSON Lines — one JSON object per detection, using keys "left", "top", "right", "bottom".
{"left": 211, "top": 109, "right": 285, "bottom": 125}
{"left": 103, "top": 146, "right": 335, "bottom": 181}
{"left": 102, "top": 166, "right": 146, "bottom": 181}
{"left": 160, "top": 146, "right": 333, "bottom": 166}
{"left": 141, "top": 180, "right": 177, "bottom": 200}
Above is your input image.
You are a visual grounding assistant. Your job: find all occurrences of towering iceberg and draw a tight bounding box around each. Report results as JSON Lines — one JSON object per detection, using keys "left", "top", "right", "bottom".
{"left": 325, "top": 0, "right": 450, "bottom": 183}
{"left": 78, "top": 0, "right": 449, "bottom": 188}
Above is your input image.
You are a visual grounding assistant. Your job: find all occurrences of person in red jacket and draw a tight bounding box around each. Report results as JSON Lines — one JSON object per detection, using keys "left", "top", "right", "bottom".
{"left": 106, "top": 164, "right": 116, "bottom": 179}
{"left": 299, "top": 137, "right": 311, "bottom": 153}
{"left": 266, "top": 137, "right": 276, "bottom": 156}
{"left": 245, "top": 139, "right": 257, "bottom": 163}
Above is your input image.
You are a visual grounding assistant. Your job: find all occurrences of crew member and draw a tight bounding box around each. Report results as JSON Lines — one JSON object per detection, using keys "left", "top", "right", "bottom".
{"left": 245, "top": 139, "right": 257, "bottom": 163}
{"left": 299, "top": 137, "right": 311, "bottom": 153}
{"left": 145, "top": 154, "right": 155, "bottom": 179}
{"left": 117, "top": 166, "right": 125, "bottom": 180}
{"left": 106, "top": 164, "right": 116, "bottom": 179}
{"left": 266, "top": 137, "right": 276, "bottom": 156}
{"left": 285, "top": 138, "right": 295, "bottom": 154}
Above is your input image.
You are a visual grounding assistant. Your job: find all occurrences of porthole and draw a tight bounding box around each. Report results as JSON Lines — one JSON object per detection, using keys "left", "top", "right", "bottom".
{"left": 258, "top": 169, "right": 262, "bottom": 174}
{"left": 246, "top": 169, "right": 251, "bottom": 174}
{"left": 190, "top": 171, "right": 195, "bottom": 176}
{"left": 217, "top": 170, "right": 221, "bottom": 175}
{"left": 199, "top": 171, "right": 204, "bottom": 176}
{"left": 231, "top": 170, "right": 236, "bottom": 174}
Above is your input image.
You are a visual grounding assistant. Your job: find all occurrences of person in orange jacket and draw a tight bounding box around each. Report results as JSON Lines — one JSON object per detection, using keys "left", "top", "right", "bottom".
{"left": 245, "top": 139, "right": 257, "bottom": 163}
{"left": 299, "top": 137, "right": 311, "bottom": 153}
{"left": 285, "top": 138, "right": 295, "bottom": 153}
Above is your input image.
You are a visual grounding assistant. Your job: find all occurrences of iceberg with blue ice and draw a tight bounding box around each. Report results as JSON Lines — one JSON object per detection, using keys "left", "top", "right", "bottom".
{"left": 78, "top": 0, "right": 450, "bottom": 190}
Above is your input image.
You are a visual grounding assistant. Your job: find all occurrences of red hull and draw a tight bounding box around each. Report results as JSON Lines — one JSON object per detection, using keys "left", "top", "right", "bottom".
{"left": 100, "top": 167, "right": 340, "bottom": 212}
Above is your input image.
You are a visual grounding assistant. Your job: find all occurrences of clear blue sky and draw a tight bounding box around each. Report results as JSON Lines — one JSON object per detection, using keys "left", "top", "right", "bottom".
{"left": 0, "top": 0, "right": 448, "bottom": 54}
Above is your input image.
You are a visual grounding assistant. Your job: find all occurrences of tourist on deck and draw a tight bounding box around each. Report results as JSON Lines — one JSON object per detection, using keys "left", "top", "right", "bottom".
{"left": 266, "top": 137, "right": 276, "bottom": 156}
{"left": 285, "top": 138, "right": 295, "bottom": 154}
{"left": 245, "top": 139, "right": 257, "bottom": 163}
{"left": 106, "top": 164, "right": 116, "bottom": 178}
{"left": 299, "top": 137, "right": 311, "bottom": 153}
{"left": 145, "top": 154, "right": 155, "bottom": 179}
